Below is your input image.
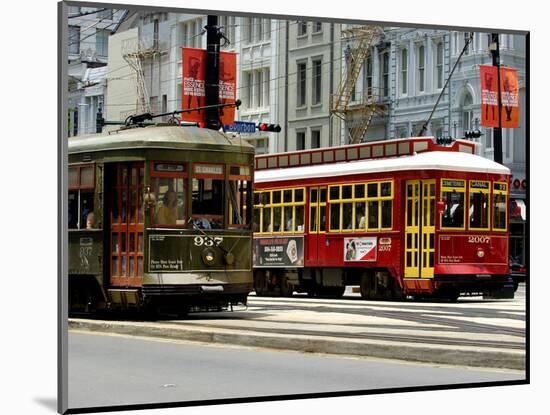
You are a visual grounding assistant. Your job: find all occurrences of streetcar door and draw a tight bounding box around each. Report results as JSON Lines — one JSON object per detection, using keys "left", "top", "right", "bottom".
{"left": 306, "top": 186, "right": 327, "bottom": 265}
{"left": 108, "top": 163, "right": 145, "bottom": 287}
{"left": 404, "top": 179, "right": 435, "bottom": 279}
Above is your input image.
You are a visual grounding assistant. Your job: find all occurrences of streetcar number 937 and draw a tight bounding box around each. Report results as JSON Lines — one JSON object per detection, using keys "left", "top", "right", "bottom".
{"left": 194, "top": 236, "right": 223, "bottom": 246}
{"left": 468, "top": 236, "right": 491, "bottom": 244}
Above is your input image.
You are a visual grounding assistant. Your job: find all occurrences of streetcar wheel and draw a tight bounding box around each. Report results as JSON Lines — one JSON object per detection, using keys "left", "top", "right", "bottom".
{"left": 254, "top": 271, "right": 267, "bottom": 296}
{"left": 318, "top": 286, "right": 345, "bottom": 298}
{"left": 279, "top": 276, "right": 294, "bottom": 297}
{"left": 360, "top": 273, "right": 374, "bottom": 299}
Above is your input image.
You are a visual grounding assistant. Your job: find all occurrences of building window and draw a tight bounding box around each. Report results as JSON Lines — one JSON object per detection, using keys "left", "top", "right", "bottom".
{"left": 297, "top": 131, "right": 306, "bottom": 150}
{"left": 245, "top": 17, "right": 253, "bottom": 43}
{"left": 98, "top": 8, "right": 113, "bottom": 20}
{"left": 464, "top": 32, "right": 471, "bottom": 55}
{"left": 380, "top": 51, "right": 389, "bottom": 97}
{"left": 485, "top": 128, "right": 493, "bottom": 149}
{"left": 68, "top": 6, "right": 81, "bottom": 16}
{"left": 244, "top": 72, "right": 253, "bottom": 108}
{"left": 262, "top": 19, "right": 271, "bottom": 40}
{"left": 149, "top": 96, "right": 159, "bottom": 114}
{"left": 313, "top": 22, "right": 323, "bottom": 33}
{"left": 297, "top": 61, "right": 307, "bottom": 107}
{"left": 69, "top": 26, "right": 80, "bottom": 55}
{"left": 417, "top": 45, "right": 425, "bottom": 93}
{"left": 462, "top": 92, "right": 474, "bottom": 136}
{"left": 311, "top": 129, "right": 321, "bottom": 148}
{"left": 436, "top": 42, "right": 444, "bottom": 86}
{"left": 256, "top": 70, "right": 263, "bottom": 108}
{"left": 264, "top": 68, "right": 270, "bottom": 107}
{"left": 401, "top": 48, "right": 408, "bottom": 95}
{"left": 364, "top": 54, "right": 373, "bottom": 97}
{"left": 96, "top": 29, "right": 110, "bottom": 57}
{"left": 312, "top": 59, "right": 322, "bottom": 105}
{"left": 298, "top": 21, "right": 308, "bottom": 37}
{"left": 254, "top": 18, "right": 262, "bottom": 42}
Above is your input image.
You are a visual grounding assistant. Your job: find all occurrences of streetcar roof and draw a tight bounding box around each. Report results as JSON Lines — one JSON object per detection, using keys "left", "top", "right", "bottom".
{"left": 255, "top": 151, "right": 510, "bottom": 183}
{"left": 68, "top": 125, "right": 254, "bottom": 154}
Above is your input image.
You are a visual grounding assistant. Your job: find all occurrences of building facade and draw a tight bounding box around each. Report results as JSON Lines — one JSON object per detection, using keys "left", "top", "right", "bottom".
{"left": 67, "top": 5, "right": 126, "bottom": 136}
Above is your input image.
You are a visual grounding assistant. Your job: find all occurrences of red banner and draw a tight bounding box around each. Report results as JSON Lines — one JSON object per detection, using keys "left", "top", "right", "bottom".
{"left": 500, "top": 67, "right": 520, "bottom": 128}
{"left": 181, "top": 48, "right": 237, "bottom": 125}
{"left": 480, "top": 65, "right": 520, "bottom": 128}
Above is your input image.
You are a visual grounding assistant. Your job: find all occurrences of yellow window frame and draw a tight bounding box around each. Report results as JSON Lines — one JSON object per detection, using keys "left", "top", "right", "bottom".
{"left": 253, "top": 188, "right": 305, "bottom": 235}
{"left": 468, "top": 180, "right": 491, "bottom": 231}
{"left": 327, "top": 180, "right": 393, "bottom": 232}
{"left": 440, "top": 178, "right": 466, "bottom": 231}
{"left": 492, "top": 181, "right": 508, "bottom": 232}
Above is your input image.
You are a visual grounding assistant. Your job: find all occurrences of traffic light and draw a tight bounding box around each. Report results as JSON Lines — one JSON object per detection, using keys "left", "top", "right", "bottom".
{"left": 257, "top": 123, "right": 281, "bottom": 133}
{"left": 436, "top": 136, "right": 454, "bottom": 145}
{"left": 464, "top": 130, "right": 483, "bottom": 139}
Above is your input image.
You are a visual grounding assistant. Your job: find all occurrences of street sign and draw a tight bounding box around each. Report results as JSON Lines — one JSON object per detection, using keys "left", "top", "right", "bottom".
{"left": 225, "top": 121, "right": 257, "bottom": 133}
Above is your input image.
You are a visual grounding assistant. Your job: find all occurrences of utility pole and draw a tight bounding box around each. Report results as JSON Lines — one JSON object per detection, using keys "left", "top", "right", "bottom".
{"left": 490, "top": 33, "right": 503, "bottom": 164}
{"left": 205, "top": 15, "right": 221, "bottom": 130}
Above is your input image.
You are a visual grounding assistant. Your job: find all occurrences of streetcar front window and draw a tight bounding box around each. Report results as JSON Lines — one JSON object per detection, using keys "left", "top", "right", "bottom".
{"left": 469, "top": 180, "right": 490, "bottom": 230}
{"left": 153, "top": 177, "right": 186, "bottom": 226}
{"left": 441, "top": 191, "right": 464, "bottom": 228}
{"left": 192, "top": 178, "right": 224, "bottom": 229}
{"left": 440, "top": 179, "right": 466, "bottom": 229}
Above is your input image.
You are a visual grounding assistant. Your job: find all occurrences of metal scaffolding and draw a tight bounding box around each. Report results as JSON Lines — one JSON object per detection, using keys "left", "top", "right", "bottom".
{"left": 331, "top": 25, "right": 385, "bottom": 144}
{"left": 121, "top": 35, "right": 160, "bottom": 114}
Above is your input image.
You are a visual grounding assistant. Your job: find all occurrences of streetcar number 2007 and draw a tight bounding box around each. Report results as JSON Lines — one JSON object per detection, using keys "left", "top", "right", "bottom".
{"left": 468, "top": 236, "right": 491, "bottom": 244}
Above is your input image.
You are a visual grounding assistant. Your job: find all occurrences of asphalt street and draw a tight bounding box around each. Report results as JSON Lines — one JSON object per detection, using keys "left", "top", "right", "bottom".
{"left": 68, "top": 330, "right": 524, "bottom": 410}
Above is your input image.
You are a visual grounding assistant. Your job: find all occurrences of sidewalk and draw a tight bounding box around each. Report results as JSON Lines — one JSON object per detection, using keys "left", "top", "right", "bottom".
{"left": 68, "top": 292, "right": 526, "bottom": 371}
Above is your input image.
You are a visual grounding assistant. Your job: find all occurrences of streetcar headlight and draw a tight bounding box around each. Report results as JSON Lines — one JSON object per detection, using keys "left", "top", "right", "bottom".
{"left": 477, "top": 248, "right": 485, "bottom": 258}
{"left": 202, "top": 248, "right": 216, "bottom": 265}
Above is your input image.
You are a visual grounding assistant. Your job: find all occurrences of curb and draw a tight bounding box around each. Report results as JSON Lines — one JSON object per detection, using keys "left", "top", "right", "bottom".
{"left": 68, "top": 319, "right": 525, "bottom": 371}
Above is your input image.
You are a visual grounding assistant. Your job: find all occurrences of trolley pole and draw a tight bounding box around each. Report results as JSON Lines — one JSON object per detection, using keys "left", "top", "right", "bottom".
{"left": 205, "top": 15, "right": 221, "bottom": 130}
{"left": 490, "top": 33, "right": 503, "bottom": 164}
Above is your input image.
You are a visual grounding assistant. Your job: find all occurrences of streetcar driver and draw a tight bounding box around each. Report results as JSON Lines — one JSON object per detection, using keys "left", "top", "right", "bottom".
{"left": 156, "top": 190, "right": 178, "bottom": 225}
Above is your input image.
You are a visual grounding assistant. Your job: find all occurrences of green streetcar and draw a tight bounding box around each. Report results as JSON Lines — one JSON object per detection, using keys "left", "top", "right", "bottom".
{"left": 68, "top": 124, "right": 255, "bottom": 315}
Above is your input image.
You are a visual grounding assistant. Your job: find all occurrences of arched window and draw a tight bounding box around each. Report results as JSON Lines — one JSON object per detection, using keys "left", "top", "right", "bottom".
{"left": 461, "top": 91, "right": 475, "bottom": 138}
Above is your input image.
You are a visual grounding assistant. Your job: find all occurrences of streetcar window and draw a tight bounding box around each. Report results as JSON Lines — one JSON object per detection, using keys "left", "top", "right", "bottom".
{"left": 229, "top": 179, "right": 251, "bottom": 229}
{"left": 355, "top": 202, "right": 366, "bottom": 230}
{"left": 153, "top": 177, "right": 186, "bottom": 226}
{"left": 68, "top": 192, "right": 78, "bottom": 229}
{"left": 192, "top": 178, "right": 224, "bottom": 229}
{"left": 441, "top": 191, "right": 465, "bottom": 228}
{"left": 343, "top": 203, "right": 353, "bottom": 229}
{"left": 327, "top": 181, "right": 393, "bottom": 232}
{"left": 470, "top": 192, "right": 490, "bottom": 229}
{"left": 295, "top": 205, "right": 304, "bottom": 231}
{"left": 253, "top": 188, "right": 305, "bottom": 234}
{"left": 368, "top": 201, "right": 379, "bottom": 228}
{"left": 381, "top": 200, "right": 392, "bottom": 228}
{"left": 284, "top": 206, "right": 293, "bottom": 231}
{"left": 330, "top": 203, "right": 341, "bottom": 231}
{"left": 68, "top": 164, "right": 97, "bottom": 230}
{"left": 493, "top": 182, "right": 508, "bottom": 231}
{"left": 469, "top": 180, "right": 490, "bottom": 230}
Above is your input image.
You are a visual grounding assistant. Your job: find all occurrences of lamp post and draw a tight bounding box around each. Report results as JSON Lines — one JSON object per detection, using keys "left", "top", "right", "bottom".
{"left": 489, "top": 33, "right": 503, "bottom": 164}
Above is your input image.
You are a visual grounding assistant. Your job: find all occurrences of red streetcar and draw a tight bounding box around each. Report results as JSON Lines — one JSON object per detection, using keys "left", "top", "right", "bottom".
{"left": 252, "top": 137, "right": 514, "bottom": 300}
